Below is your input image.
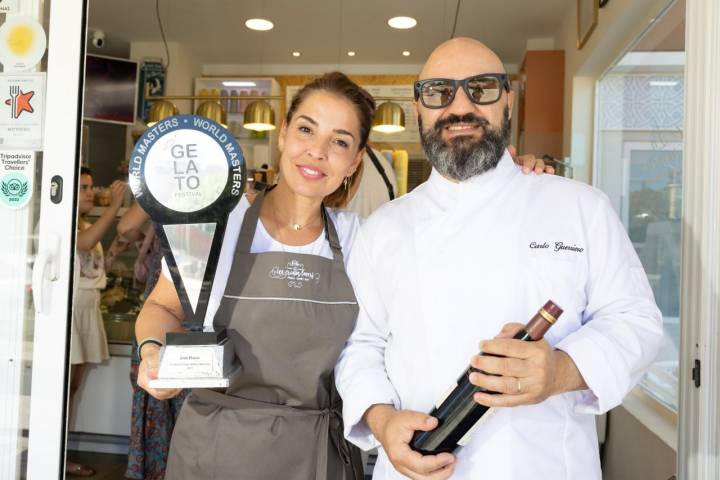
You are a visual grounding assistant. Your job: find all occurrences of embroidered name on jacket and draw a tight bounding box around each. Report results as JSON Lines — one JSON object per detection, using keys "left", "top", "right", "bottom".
{"left": 269, "top": 259, "right": 321, "bottom": 288}
{"left": 529, "top": 241, "right": 585, "bottom": 253}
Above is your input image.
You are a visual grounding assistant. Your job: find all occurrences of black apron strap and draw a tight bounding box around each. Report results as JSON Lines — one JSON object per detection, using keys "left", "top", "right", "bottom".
{"left": 328, "top": 376, "right": 364, "bottom": 480}
{"left": 321, "top": 204, "right": 344, "bottom": 262}
{"left": 236, "top": 190, "right": 266, "bottom": 254}
{"left": 366, "top": 146, "right": 395, "bottom": 201}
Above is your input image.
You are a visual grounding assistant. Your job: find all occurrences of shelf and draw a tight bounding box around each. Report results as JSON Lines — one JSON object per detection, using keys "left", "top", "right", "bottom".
{"left": 87, "top": 206, "right": 128, "bottom": 218}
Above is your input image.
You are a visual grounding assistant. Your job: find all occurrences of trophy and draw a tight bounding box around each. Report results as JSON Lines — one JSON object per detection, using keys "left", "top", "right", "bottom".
{"left": 129, "top": 114, "right": 246, "bottom": 388}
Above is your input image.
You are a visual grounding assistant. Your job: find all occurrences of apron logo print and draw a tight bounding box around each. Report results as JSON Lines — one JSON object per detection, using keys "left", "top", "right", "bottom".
{"left": 269, "top": 259, "right": 321, "bottom": 289}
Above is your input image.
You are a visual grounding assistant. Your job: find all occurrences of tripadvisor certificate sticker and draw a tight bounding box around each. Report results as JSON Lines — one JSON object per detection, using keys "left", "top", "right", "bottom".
{"left": 0, "top": 150, "right": 33, "bottom": 209}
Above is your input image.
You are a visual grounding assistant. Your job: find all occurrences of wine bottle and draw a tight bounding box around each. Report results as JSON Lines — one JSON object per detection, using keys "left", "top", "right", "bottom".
{"left": 410, "top": 300, "right": 563, "bottom": 455}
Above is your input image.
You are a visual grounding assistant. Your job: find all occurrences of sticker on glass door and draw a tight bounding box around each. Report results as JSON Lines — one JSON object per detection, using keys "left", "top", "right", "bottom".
{"left": 0, "top": 15, "right": 47, "bottom": 71}
{"left": 0, "top": 73, "right": 44, "bottom": 148}
{"left": 0, "top": 0, "right": 19, "bottom": 14}
{"left": 0, "top": 150, "right": 33, "bottom": 208}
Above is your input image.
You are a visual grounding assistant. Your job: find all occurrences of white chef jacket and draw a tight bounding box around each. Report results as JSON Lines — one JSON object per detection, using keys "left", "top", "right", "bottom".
{"left": 335, "top": 151, "right": 664, "bottom": 479}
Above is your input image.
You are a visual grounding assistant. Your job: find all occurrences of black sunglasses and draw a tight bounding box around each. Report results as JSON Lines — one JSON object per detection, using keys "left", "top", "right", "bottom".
{"left": 414, "top": 73, "right": 510, "bottom": 109}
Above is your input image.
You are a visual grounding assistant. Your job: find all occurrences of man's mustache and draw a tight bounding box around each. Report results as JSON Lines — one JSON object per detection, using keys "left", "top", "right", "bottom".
{"left": 432, "top": 113, "right": 490, "bottom": 133}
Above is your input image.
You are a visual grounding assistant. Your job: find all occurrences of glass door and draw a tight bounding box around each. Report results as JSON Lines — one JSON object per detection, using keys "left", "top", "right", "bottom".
{"left": 0, "top": 0, "right": 86, "bottom": 478}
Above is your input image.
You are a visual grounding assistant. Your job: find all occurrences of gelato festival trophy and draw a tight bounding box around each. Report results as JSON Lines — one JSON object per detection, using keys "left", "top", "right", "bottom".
{"left": 129, "top": 114, "right": 246, "bottom": 388}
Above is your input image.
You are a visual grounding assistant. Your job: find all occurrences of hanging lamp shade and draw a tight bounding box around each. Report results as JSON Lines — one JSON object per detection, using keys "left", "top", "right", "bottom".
{"left": 146, "top": 100, "right": 178, "bottom": 127}
{"left": 372, "top": 101, "right": 406, "bottom": 133}
{"left": 196, "top": 101, "right": 227, "bottom": 127}
{"left": 243, "top": 100, "right": 276, "bottom": 131}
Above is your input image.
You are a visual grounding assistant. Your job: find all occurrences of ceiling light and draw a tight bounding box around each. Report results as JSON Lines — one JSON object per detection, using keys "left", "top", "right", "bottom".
{"left": 347, "top": 51, "right": 356, "bottom": 57}
{"left": 292, "top": 51, "right": 301, "bottom": 57}
{"left": 388, "top": 16, "right": 417, "bottom": 29}
{"left": 244, "top": 100, "right": 276, "bottom": 132}
{"left": 402, "top": 51, "right": 411, "bottom": 57}
{"left": 222, "top": 81, "right": 257, "bottom": 87}
{"left": 372, "top": 102, "right": 406, "bottom": 133}
{"left": 146, "top": 100, "right": 178, "bottom": 127}
{"left": 196, "top": 101, "right": 227, "bottom": 128}
{"left": 245, "top": 18, "right": 274, "bottom": 31}
{"left": 650, "top": 80, "right": 679, "bottom": 87}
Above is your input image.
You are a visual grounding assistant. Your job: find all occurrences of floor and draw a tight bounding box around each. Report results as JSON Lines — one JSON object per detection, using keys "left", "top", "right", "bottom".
{"left": 63, "top": 450, "right": 377, "bottom": 479}
{"left": 65, "top": 450, "right": 127, "bottom": 480}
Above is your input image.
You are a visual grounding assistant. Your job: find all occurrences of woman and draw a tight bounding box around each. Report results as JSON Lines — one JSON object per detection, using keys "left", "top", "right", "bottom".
{"left": 69, "top": 168, "right": 126, "bottom": 476}
{"left": 135, "top": 72, "right": 548, "bottom": 479}
{"left": 136, "top": 72, "right": 369, "bottom": 479}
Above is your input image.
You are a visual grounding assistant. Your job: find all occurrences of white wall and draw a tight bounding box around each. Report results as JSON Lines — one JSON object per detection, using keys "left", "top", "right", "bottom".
{"left": 554, "top": 0, "right": 675, "bottom": 184}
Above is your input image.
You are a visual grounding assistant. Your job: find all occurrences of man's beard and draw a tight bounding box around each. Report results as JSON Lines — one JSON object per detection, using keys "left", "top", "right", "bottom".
{"left": 419, "top": 107, "right": 510, "bottom": 181}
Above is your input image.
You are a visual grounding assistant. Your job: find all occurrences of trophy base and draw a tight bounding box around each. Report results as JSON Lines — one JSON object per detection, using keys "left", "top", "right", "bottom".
{"left": 149, "top": 331, "right": 239, "bottom": 389}
{"left": 149, "top": 364, "right": 241, "bottom": 389}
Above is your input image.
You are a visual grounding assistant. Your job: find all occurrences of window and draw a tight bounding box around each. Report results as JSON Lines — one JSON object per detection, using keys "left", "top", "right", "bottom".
{"left": 594, "top": 0, "right": 685, "bottom": 411}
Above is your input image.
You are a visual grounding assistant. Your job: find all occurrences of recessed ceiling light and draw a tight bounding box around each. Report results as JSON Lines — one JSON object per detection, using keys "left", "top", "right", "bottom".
{"left": 222, "top": 81, "right": 257, "bottom": 87}
{"left": 245, "top": 18, "right": 274, "bottom": 31}
{"left": 388, "top": 16, "right": 417, "bottom": 29}
{"left": 402, "top": 51, "right": 411, "bottom": 57}
{"left": 292, "top": 51, "right": 301, "bottom": 57}
{"left": 347, "top": 51, "right": 356, "bottom": 57}
{"left": 650, "top": 80, "right": 678, "bottom": 87}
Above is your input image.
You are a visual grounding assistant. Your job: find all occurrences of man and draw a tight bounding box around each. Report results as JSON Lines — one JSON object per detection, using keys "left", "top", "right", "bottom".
{"left": 335, "top": 37, "right": 664, "bottom": 479}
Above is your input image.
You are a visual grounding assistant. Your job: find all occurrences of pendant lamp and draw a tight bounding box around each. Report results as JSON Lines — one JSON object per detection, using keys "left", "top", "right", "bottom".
{"left": 146, "top": 100, "right": 178, "bottom": 126}
{"left": 372, "top": 101, "right": 406, "bottom": 133}
{"left": 243, "top": 100, "right": 276, "bottom": 131}
{"left": 196, "top": 101, "right": 228, "bottom": 127}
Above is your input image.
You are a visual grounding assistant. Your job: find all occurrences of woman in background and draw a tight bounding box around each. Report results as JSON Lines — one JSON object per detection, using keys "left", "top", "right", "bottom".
{"left": 68, "top": 167, "right": 126, "bottom": 477}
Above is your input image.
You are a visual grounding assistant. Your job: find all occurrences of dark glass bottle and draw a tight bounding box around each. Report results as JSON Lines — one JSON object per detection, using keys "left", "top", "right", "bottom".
{"left": 410, "top": 300, "right": 563, "bottom": 455}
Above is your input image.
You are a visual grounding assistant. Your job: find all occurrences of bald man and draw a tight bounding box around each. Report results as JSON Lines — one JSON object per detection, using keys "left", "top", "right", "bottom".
{"left": 336, "top": 38, "right": 663, "bottom": 479}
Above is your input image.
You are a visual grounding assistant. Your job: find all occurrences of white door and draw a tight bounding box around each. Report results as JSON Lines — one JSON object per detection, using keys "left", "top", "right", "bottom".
{"left": 0, "top": 0, "right": 87, "bottom": 478}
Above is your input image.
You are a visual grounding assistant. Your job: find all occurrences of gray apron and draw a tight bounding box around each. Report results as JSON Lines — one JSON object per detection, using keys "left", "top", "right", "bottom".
{"left": 166, "top": 191, "right": 364, "bottom": 480}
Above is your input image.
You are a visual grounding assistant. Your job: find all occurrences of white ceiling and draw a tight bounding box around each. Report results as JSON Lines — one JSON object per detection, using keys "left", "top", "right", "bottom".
{"left": 88, "top": 0, "right": 571, "bottom": 66}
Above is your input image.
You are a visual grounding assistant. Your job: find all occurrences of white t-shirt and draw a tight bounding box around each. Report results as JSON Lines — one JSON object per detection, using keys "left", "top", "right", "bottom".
{"left": 343, "top": 148, "right": 398, "bottom": 219}
{"left": 161, "top": 195, "right": 361, "bottom": 326}
{"left": 77, "top": 220, "right": 107, "bottom": 290}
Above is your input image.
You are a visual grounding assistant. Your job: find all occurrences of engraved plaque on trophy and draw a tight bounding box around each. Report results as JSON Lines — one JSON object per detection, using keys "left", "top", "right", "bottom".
{"left": 129, "top": 114, "right": 246, "bottom": 388}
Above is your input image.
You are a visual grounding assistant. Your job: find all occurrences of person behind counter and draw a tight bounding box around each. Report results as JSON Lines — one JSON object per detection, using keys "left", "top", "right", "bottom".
{"left": 335, "top": 37, "right": 664, "bottom": 479}
{"left": 68, "top": 167, "right": 127, "bottom": 477}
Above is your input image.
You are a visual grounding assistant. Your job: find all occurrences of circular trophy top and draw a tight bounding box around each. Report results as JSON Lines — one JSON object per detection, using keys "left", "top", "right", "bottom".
{"left": 128, "top": 115, "right": 245, "bottom": 224}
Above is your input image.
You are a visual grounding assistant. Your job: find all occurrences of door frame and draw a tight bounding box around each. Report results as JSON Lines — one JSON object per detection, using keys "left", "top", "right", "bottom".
{"left": 677, "top": 0, "right": 720, "bottom": 478}
{"left": 26, "top": 0, "right": 87, "bottom": 477}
